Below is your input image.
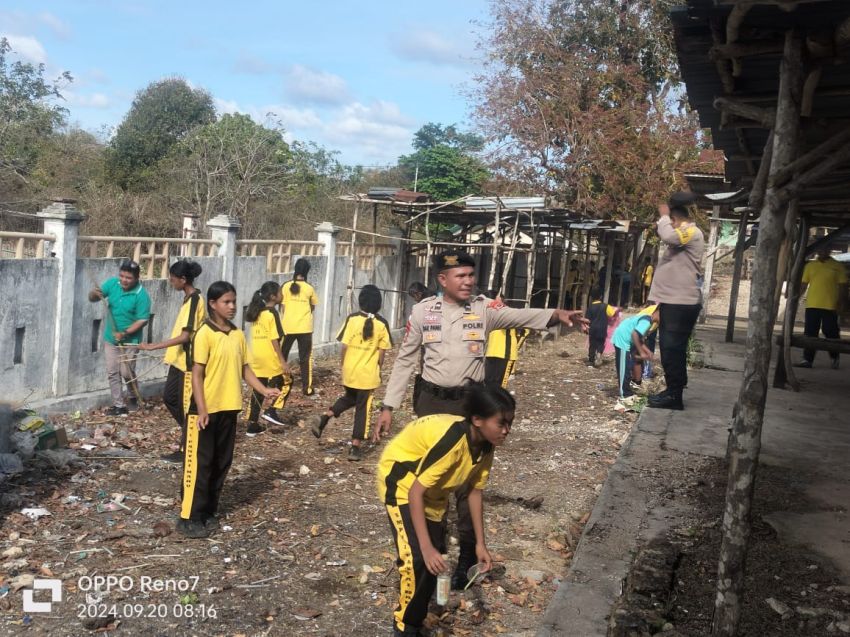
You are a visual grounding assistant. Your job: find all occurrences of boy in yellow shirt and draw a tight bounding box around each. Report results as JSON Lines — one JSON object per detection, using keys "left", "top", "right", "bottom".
{"left": 312, "top": 285, "right": 392, "bottom": 460}
{"left": 797, "top": 248, "right": 848, "bottom": 369}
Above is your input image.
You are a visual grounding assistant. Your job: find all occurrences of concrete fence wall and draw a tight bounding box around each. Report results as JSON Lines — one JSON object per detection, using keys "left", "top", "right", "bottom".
{"left": 0, "top": 203, "right": 405, "bottom": 408}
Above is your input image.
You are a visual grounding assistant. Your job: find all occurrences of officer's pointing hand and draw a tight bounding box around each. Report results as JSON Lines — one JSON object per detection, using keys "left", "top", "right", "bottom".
{"left": 553, "top": 309, "right": 590, "bottom": 332}
{"left": 373, "top": 408, "right": 392, "bottom": 442}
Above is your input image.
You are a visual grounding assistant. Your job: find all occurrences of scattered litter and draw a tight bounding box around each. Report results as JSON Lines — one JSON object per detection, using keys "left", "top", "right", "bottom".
{"left": 326, "top": 559, "right": 347, "bottom": 567}
{"left": 17, "top": 414, "right": 46, "bottom": 432}
{"left": 80, "top": 444, "right": 97, "bottom": 451}
{"left": 304, "top": 572, "right": 322, "bottom": 581}
{"left": 0, "top": 453, "right": 23, "bottom": 475}
{"left": 36, "top": 448, "right": 78, "bottom": 468}
{"left": 291, "top": 607, "right": 322, "bottom": 620}
{"left": 299, "top": 465, "right": 311, "bottom": 476}
{"left": 20, "top": 507, "right": 51, "bottom": 520}
{"left": 222, "top": 525, "right": 233, "bottom": 532}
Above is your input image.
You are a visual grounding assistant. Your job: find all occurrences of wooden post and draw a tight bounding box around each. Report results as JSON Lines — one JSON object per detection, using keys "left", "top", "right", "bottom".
{"left": 602, "top": 232, "right": 615, "bottom": 304}
{"left": 712, "top": 30, "right": 803, "bottom": 637}
{"left": 725, "top": 210, "right": 750, "bottom": 342}
{"left": 580, "top": 231, "right": 593, "bottom": 311}
{"left": 700, "top": 206, "right": 722, "bottom": 323}
{"left": 525, "top": 211, "right": 538, "bottom": 307}
{"left": 774, "top": 213, "right": 807, "bottom": 390}
{"left": 628, "top": 230, "right": 642, "bottom": 306}
{"left": 558, "top": 228, "right": 573, "bottom": 310}
{"left": 615, "top": 236, "right": 629, "bottom": 308}
{"left": 347, "top": 202, "right": 359, "bottom": 315}
{"left": 544, "top": 230, "right": 554, "bottom": 308}
{"left": 486, "top": 201, "right": 502, "bottom": 293}
{"left": 371, "top": 203, "right": 378, "bottom": 284}
{"left": 500, "top": 213, "right": 521, "bottom": 296}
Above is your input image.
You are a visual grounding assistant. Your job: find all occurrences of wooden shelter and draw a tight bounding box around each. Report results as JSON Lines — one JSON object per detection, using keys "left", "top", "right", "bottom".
{"left": 672, "top": 1, "right": 850, "bottom": 634}
{"left": 337, "top": 192, "right": 652, "bottom": 314}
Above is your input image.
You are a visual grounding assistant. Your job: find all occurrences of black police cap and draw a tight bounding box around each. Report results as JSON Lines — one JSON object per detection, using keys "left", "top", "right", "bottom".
{"left": 433, "top": 250, "right": 475, "bottom": 272}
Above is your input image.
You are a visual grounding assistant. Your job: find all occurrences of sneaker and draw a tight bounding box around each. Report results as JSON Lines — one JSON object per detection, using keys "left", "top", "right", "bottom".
{"left": 628, "top": 380, "right": 645, "bottom": 395}
{"left": 176, "top": 518, "right": 209, "bottom": 539}
{"left": 312, "top": 415, "right": 330, "bottom": 439}
{"left": 261, "top": 408, "right": 286, "bottom": 426}
{"left": 246, "top": 422, "right": 266, "bottom": 437}
{"left": 107, "top": 406, "right": 129, "bottom": 417}
{"left": 794, "top": 360, "right": 813, "bottom": 368}
{"left": 303, "top": 388, "right": 315, "bottom": 397}
{"left": 203, "top": 514, "right": 220, "bottom": 533}
{"left": 831, "top": 358, "right": 840, "bottom": 370}
{"left": 347, "top": 445, "right": 363, "bottom": 462}
{"left": 160, "top": 450, "right": 183, "bottom": 463}
{"left": 619, "top": 395, "right": 637, "bottom": 407}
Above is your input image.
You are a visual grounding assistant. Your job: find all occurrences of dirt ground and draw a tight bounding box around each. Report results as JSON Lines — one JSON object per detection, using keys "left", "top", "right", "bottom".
{"left": 0, "top": 329, "right": 638, "bottom": 636}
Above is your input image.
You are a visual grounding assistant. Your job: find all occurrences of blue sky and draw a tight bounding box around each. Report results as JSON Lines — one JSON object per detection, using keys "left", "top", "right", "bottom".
{"left": 2, "top": 1, "right": 491, "bottom": 166}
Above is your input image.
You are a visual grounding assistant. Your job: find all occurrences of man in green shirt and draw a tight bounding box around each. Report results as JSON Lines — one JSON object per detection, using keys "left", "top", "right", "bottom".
{"left": 89, "top": 260, "right": 151, "bottom": 415}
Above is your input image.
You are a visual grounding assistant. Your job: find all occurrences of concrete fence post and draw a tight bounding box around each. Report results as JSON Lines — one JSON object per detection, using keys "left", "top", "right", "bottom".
{"left": 315, "top": 222, "right": 339, "bottom": 343}
{"left": 38, "top": 199, "right": 85, "bottom": 397}
{"left": 181, "top": 212, "right": 200, "bottom": 256}
{"left": 207, "top": 215, "right": 241, "bottom": 283}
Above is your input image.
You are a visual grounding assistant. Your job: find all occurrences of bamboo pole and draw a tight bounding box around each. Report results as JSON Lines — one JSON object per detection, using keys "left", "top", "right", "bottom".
{"left": 500, "top": 213, "right": 521, "bottom": 296}
{"left": 580, "top": 231, "right": 593, "bottom": 310}
{"left": 486, "top": 201, "right": 502, "bottom": 293}
{"left": 775, "top": 214, "right": 808, "bottom": 390}
{"left": 602, "top": 232, "right": 615, "bottom": 305}
{"left": 712, "top": 30, "right": 803, "bottom": 637}
{"left": 700, "top": 206, "right": 722, "bottom": 323}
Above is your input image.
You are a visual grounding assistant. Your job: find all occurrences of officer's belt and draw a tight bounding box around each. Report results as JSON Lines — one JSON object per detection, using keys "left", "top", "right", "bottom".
{"left": 419, "top": 379, "right": 465, "bottom": 401}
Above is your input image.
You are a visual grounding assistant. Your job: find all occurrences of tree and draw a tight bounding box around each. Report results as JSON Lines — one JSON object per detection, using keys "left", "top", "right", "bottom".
{"left": 399, "top": 123, "right": 489, "bottom": 201}
{"left": 162, "top": 113, "right": 294, "bottom": 235}
{"left": 0, "top": 37, "right": 71, "bottom": 186}
{"left": 106, "top": 78, "right": 214, "bottom": 190}
{"left": 472, "top": 0, "right": 699, "bottom": 219}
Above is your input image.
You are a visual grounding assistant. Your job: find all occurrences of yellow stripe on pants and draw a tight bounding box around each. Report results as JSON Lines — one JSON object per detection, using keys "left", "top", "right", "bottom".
{"left": 386, "top": 504, "right": 416, "bottom": 632}
{"left": 273, "top": 376, "right": 293, "bottom": 410}
{"left": 306, "top": 355, "right": 313, "bottom": 392}
{"left": 500, "top": 360, "right": 515, "bottom": 389}
{"left": 363, "top": 392, "right": 373, "bottom": 439}
{"left": 180, "top": 414, "right": 200, "bottom": 519}
{"left": 182, "top": 371, "right": 193, "bottom": 416}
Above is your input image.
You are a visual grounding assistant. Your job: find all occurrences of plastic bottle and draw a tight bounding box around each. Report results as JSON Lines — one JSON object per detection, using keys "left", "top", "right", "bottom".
{"left": 436, "top": 555, "right": 451, "bottom": 605}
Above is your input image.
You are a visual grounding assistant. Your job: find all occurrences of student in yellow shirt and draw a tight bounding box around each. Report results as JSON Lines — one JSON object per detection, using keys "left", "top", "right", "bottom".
{"left": 281, "top": 258, "right": 320, "bottom": 395}
{"left": 797, "top": 248, "right": 848, "bottom": 369}
{"left": 179, "top": 281, "right": 280, "bottom": 539}
{"left": 312, "top": 285, "right": 391, "bottom": 461}
{"left": 244, "top": 281, "right": 292, "bottom": 436}
{"left": 138, "top": 260, "right": 205, "bottom": 463}
{"left": 377, "top": 383, "right": 515, "bottom": 637}
{"left": 484, "top": 327, "right": 531, "bottom": 388}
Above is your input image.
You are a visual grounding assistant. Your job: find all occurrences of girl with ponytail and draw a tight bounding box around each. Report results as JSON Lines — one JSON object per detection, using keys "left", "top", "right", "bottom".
{"left": 312, "top": 285, "right": 391, "bottom": 461}
{"left": 245, "top": 281, "right": 292, "bottom": 435}
{"left": 138, "top": 259, "right": 205, "bottom": 463}
{"left": 280, "top": 258, "right": 319, "bottom": 395}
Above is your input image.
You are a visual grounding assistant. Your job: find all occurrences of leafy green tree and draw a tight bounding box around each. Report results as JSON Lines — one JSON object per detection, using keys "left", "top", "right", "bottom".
{"left": 399, "top": 123, "right": 489, "bottom": 201}
{"left": 0, "top": 37, "right": 71, "bottom": 186}
{"left": 106, "top": 78, "right": 214, "bottom": 190}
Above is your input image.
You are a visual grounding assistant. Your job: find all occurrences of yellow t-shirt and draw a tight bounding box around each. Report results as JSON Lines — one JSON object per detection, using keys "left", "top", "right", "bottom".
{"left": 281, "top": 280, "right": 319, "bottom": 334}
{"left": 163, "top": 292, "right": 206, "bottom": 372}
{"left": 338, "top": 313, "right": 392, "bottom": 390}
{"left": 249, "top": 307, "right": 284, "bottom": 378}
{"left": 803, "top": 258, "right": 848, "bottom": 311}
{"left": 192, "top": 321, "right": 248, "bottom": 414}
{"left": 485, "top": 328, "right": 531, "bottom": 361}
{"left": 377, "top": 414, "right": 494, "bottom": 522}
{"left": 643, "top": 265, "right": 654, "bottom": 286}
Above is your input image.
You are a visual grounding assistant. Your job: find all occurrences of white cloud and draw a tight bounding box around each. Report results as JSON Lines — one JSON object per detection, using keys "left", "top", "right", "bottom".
{"left": 2, "top": 34, "right": 48, "bottom": 64}
{"left": 212, "top": 95, "right": 414, "bottom": 164}
{"left": 38, "top": 12, "right": 72, "bottom": 40}
{"left": 389, "top": 29, "right": 472, "bottom": 66}
{"left": 0, "top": 10, "right": 72, "bottom": 40}
{"left": 65, "top": 92, "right": 111, "bottom": 109}
{"left": 285, "top": 64, "right": 351, "bottom": 106}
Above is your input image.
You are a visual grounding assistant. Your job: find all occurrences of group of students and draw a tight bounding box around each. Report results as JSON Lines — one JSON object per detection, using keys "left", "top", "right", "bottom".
{"left": 585, "top": 286, "right": 660, "bottom": 404}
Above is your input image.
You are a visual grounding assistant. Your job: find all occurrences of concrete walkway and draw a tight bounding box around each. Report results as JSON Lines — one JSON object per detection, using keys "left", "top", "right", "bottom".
{"left": 539, "top": 317, "right": 850, "bottom": 636}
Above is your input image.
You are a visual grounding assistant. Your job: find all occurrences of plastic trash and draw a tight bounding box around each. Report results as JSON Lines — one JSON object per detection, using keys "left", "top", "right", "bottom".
{"left": 0, "top": 453, "right": 23, "bottom": 475}
{"left": 10, "top": 431, "right": 37, "bottom": 459}
{"left": 16, "top": 414, "right": 46, "bottom": 432}
{"left": 20, "top": 507, "right": 51, "bottom": 520}
{"left": 463, "top": 562, "right": 489, "bottom": 590}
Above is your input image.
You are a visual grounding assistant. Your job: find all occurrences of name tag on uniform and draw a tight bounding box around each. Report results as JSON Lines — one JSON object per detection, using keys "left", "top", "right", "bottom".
{"left": 462, "top": 321, "right": 484, "bottom": 331}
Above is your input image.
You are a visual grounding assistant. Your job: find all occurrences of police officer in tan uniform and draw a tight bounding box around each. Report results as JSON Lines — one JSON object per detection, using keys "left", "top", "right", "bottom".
{"left": 374, "top": 250, "right": 587, "bottom": 588}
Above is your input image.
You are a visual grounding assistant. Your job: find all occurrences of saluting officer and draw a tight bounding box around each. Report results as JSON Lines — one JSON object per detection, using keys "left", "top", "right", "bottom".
{"left": 374, "top": 250, "right": 587, "bottom": 588}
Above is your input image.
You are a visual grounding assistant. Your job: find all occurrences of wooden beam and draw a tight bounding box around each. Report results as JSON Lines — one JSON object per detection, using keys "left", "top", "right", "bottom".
{"left": 782, "top": 139, "right": 850, "bottom": 201}
{"left": 725, "top": 209, "right": 751, "bottom": 343}
{"left": 713, "top": 30, "right": 804, "bottom": 637}
{"left": 769, "top": 125, "right": 850, "bottom": 188}
{"left": 714, "top": 97, "right": 776, "bottom": 128}
{"left": 774, "top": 214, "right": 808, "bottom": 390}
{"left": 710, "top": 40, "right": 784, "bottom": 61}
{"left": 801, "top": 67, "right": 823, "bottom": 117}
{"left": 749, "top": 130, "right": 775, "bottom": 211}
{"left": 602, "top": 232, "right": 615, "bottom": 305}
